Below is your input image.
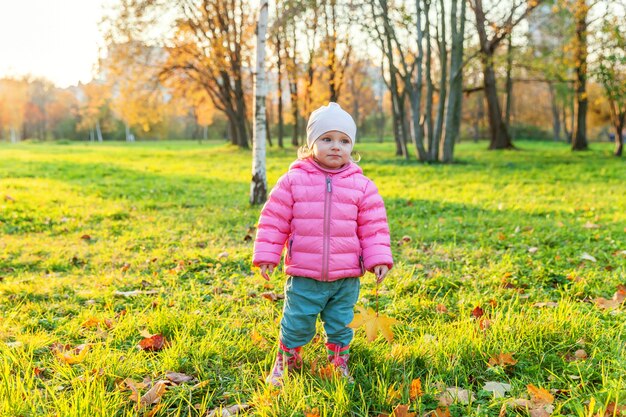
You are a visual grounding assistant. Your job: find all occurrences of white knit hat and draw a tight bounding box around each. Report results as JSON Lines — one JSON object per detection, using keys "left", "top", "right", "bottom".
{"left": 306, "top": 102, "right": 357, "bottom": 148}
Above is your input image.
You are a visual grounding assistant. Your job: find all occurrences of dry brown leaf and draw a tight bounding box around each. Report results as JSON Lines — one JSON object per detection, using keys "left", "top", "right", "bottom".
{"left": 488, "top": 353, "right": 518, "bottom": 367}
{"left": 166, "top": 371, "right": 194, "bottom": 384}
{"left": 409, "top": 378, "right": 423, "bottom": 399}
{"left": 347, "top": 305, "right": 398, "bottom": 343}
{"left": 260, "top": 292, "right": 284, "bottom": 302}
{"left": 391, "top": 404, "right": 416, "bottom": 417}
{"left": 140, "top": 380, "right": 168, "bottom": 407}
{"left": 435, "top": 304, "right": 448, "bottom": 313}
{"left": 594, "top": 297, "right": 621, "bottom": 309}
{"left": 574, "top": 349, "right": 588, "bottom": 360}
{"left": 433, "top": 407, "right": 451, "bottom": 417}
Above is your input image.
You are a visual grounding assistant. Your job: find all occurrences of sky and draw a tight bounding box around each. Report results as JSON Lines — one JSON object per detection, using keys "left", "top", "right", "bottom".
{"left": 0, "top": 0, "right": 107, "bottom": 88}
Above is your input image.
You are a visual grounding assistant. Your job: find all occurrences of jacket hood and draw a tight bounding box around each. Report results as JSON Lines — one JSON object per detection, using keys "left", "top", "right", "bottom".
{"left": 288, "top": 158, "right": 363, "bottom": 178}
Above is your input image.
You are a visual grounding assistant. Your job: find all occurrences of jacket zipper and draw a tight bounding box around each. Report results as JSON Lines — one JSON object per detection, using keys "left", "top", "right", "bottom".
{"left": 322, "top": 176, "right": 332, "bottom": 281}
{"left": 288, "top": 238, "right": 294, "bottom": 259}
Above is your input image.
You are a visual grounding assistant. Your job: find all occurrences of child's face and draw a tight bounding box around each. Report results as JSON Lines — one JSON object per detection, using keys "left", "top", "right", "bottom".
{"left": 312, "top": 130, "right": 352, "bottom": 169}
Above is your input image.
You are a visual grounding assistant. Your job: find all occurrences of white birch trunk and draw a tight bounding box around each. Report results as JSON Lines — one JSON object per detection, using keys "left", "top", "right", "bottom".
{"left": 96, "top": 120, "right": 103, "bottom": 142}
{"left": 250, "top": 0, "right": 269, "bottom": 205}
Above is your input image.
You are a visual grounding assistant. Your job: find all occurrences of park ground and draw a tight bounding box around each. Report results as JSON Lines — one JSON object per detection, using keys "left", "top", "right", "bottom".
{"left": 0, "top": 140, "right": 625, "bottom": 416}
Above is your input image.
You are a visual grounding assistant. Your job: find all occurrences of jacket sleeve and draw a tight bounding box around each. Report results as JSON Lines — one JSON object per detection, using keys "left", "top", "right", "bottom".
{"left": 252, "top": 174, "right": 294, "bottom": 267}
{"left": 357, "top": 180, "right": 393, "bottom": 271}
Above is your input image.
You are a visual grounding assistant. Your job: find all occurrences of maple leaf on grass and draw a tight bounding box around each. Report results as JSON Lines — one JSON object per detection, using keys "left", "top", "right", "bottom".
{"left": 348, "top": 305, "right": 398, "bottom": 343}
{"left": 52, "top": 343, "right": 90, "bottom": 365}
{"left": 138, "top": 331, "right": 166, "bottom": 351}
{"left": 488, "top": 352, "right": 518, "bottom": 368}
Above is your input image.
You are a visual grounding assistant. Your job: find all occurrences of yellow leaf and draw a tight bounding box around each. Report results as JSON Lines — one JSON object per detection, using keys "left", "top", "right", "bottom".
{"left": 348, "top": 306, "right": 398, "bottom": 343}
{"left": 387, "top": 384, "right": 401, "bottom": 403}
{"left": 81, "top": 317, "right": 100, "bottom": 328}
{"left": 55, "top": 344, "right": 90, "bottom": 365}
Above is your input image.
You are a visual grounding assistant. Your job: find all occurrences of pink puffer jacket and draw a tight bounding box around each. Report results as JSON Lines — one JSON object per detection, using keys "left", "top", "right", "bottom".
{"left": 253, "top": 158, "right": 393, "bottom": 281}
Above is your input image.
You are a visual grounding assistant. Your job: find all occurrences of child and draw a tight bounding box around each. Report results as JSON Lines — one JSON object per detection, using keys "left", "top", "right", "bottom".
{"left": 253, "top": 102, "right": 393, "bottom": 386}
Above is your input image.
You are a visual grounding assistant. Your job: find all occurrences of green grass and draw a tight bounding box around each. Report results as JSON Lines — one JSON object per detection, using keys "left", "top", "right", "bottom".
{"left": 0, "top": 139, "right": 625, "bottom": 417}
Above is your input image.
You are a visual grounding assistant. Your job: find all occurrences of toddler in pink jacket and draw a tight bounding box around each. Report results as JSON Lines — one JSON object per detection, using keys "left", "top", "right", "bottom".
{"left": 253, "top": 102, "right": 393, "bottom": 386}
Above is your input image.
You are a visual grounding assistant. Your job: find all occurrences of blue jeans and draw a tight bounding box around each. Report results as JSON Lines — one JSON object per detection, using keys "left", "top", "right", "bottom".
{"left": 280, "top": 276, "right": 360, "bottom": 349}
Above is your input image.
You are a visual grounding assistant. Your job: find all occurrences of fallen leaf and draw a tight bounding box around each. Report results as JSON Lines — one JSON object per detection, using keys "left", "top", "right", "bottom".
{"left": 53, "top": 344, "right": 90, "bottom": 365}
{"left": 488, "top": 353, "right": 518, "bottom": 367}
{"left": 143, "top": 403, "right": 164, "bottom": 417}
{"left": 435, "top": 304, "right": 448, "bottom": 313}
{"left": 409, "top": 378, "right": 423, "bottom": 399}
{"left": 81, "top": 234, "right": 92, "bottom": 240}
{"left": 114, "top": 290, "right": 159, "bottom": 298}
{"left": 347, "top": 305, "right": 398, "bottom": 343}
{"left": 206, "top": 403, "right": 251, "bottom": 417}
{"left": 166, "top": 371, "right": 194, "bottom": 384}
{"left": 528, "top": 247, "right": 539, "bottom": 254}
{"left": 574, "top": 349, "right": 588, "bottom": 360}
{"left": 580, "top": 253, "right": 597, "bottom": 262}
{"left": 138, "top": 334, "right": 165, "bottom": 352}
{"left": 483, "top": 381, "right": 512, "bottom": 398}
{"left": 387, "top": 385, "right": 402, "bottom": 403}
{"left": 140, "top": 380, "right": 168, "bottom": 407}
{"left": 81, "top": 317, "right": 100, "bottom": 328}
{"left": 527, "top": 384, "right": 554, "bottom": 405}
{"left": 533, "top": 301, "right": 559, "bottom": 308}
{"left": 471, "top": 306, "right": 484, "bottom": 319}
{"left": 439, "top": 387, "right": 475, "bottom": 405}
{"left": 305, "top": 408, "right": 320, "bottom": 417}
{"left": 583, "top": 222, "right": 600, "bottom": 229}
{"left": 391, "top": 404, "right": 416, "bottom": 417}
{"left": 260, "top": 292, "right": 284, "bottom": 302}
{"left": 4, "top": 195, "right": 15, "bottom": 202}
{"left": 594, "top": 297, "right": 621, "bottom": 309}
{"left": 217, "top": 252, "right": 229, "bottom": 259}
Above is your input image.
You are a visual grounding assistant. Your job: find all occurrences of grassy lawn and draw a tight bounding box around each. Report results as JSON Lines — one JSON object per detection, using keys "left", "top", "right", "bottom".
{"left": 0, "top": 139, "right": 624, "bottom": 417}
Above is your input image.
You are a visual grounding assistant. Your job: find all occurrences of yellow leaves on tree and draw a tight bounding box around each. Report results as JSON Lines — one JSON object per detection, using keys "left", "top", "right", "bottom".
{"left": 348, "top": 305, "right": 398, "bottom": 343}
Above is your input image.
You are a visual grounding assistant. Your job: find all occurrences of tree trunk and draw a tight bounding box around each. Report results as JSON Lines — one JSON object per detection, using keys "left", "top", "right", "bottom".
{"left": 251, "top": 0, "right": 269, "bottom": 205}
{"left": 410, "top": 0, "right": 428, "bottom": 161}
{"left": 548, "top": 83, "right": 561, "bottom": 141}
{"left": 504, "top": 31, "right": 513, "bottom": 130}
{"left": 433, "top": 0, "right": 447, "bottom": 160}
{"left": 572, "top": 0, "right": 588, "bottom": 151}
{"left": 96, "top": 120, "right": 103, "bottom": 142}
{"left": 424, "top": 0, "right": 436, "bottom": 160}
{"left": 441, "top": 0, "right": 465, "bottom": 163}
{"left": 276, "top": 34, "right": 284, "bottom": 148}
{"left": 484, "top": 64, "right": 513, "bottom": 149}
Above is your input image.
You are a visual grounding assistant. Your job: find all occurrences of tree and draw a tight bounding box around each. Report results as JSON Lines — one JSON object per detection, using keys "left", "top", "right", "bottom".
{"left": 440, "top": 0, "right": 466, "bottom": 162}
{"left": 467, "top": 0, "right": 541, "bottom": 149}
{"left": 0, "top": 78, "right": 28, "bottom": 142}
{"left": 104, "top": 0, "right": 254, "bottom": 147}
{"left": 251, "top": 0, "right": 269, "bottom": 205}
{"left": 593, "top": 15, "right": 626, "bottom": 156}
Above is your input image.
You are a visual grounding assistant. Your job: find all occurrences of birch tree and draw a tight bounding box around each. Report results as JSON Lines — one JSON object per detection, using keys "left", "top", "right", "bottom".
{"left": 251, "top": 0, "right": 269, "bottom": 205}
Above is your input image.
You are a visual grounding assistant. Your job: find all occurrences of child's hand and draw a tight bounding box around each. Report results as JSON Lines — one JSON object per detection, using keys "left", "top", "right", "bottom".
{"left": 373, "top": 265, "right": 389, "bottom": 284}
{"left": 259, "top": 264, "right": 275, "bottom": 281}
